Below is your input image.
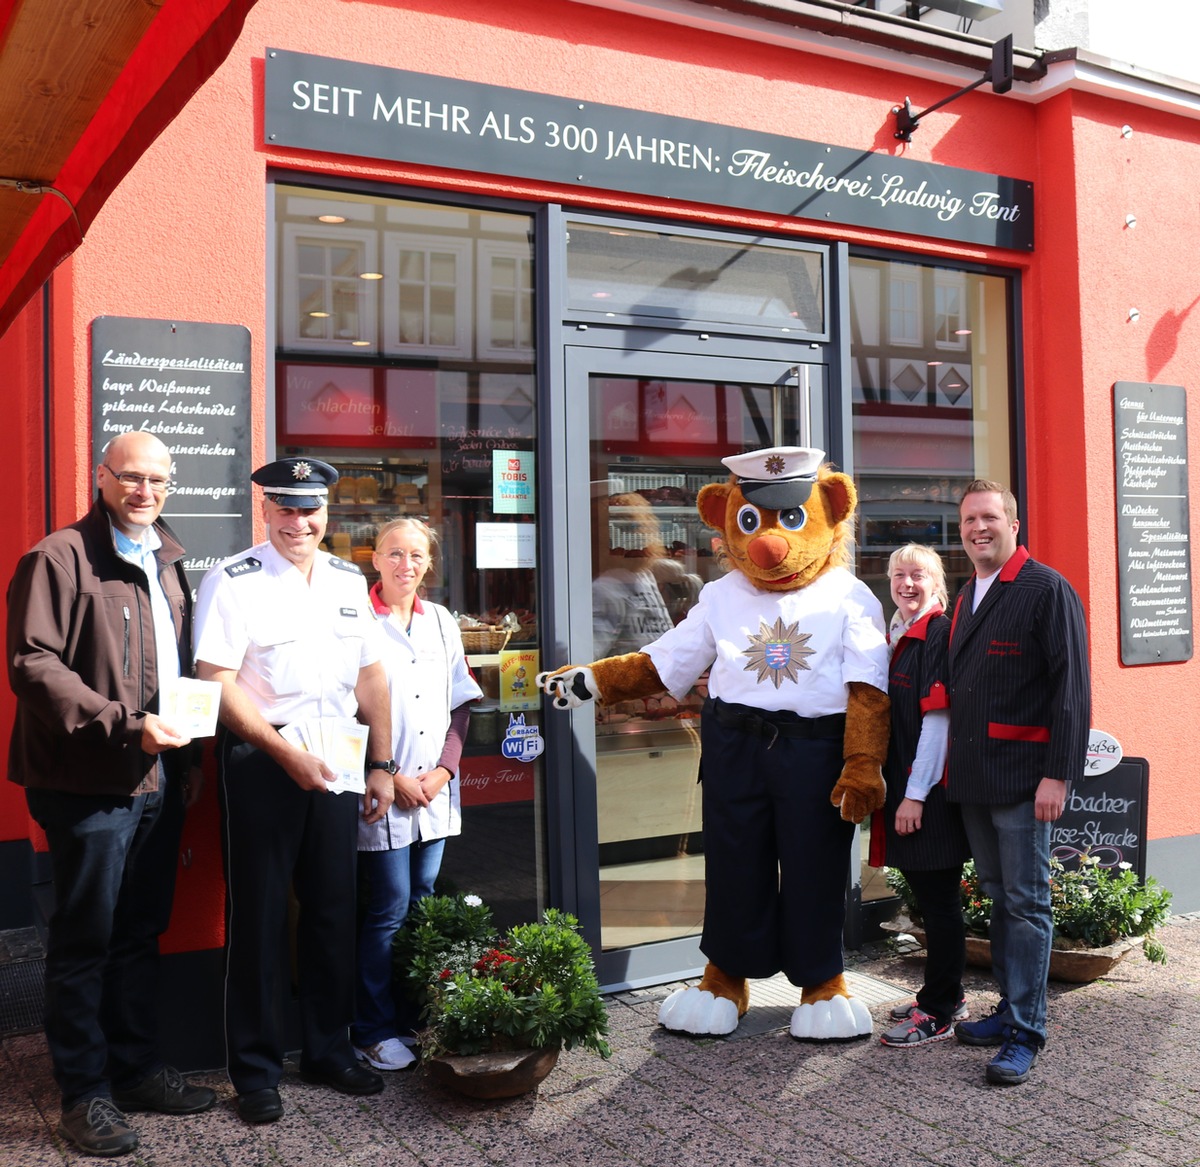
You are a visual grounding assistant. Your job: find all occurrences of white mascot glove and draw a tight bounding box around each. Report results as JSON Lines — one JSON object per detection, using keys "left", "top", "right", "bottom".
{"left": 536, "top": 667, "right": 601, "bottom": 710}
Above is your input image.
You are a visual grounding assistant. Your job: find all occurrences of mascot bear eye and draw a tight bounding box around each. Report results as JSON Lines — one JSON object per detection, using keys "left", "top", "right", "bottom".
{"left": 736, "top": 504, "right": 761, "bottom": 534}
{"left": 778, "top": 507, "right": 807, "bottom": 531}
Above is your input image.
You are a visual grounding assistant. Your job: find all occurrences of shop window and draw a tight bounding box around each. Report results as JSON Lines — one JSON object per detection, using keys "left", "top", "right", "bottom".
{"left": 274, "top": 185, "right": 541, "bottom": 926}
{"left": 565, "top": 216, "right": 828, "bottom": 338}
{"left": 850, "top": 253, "right": 1014, "bottom": 908}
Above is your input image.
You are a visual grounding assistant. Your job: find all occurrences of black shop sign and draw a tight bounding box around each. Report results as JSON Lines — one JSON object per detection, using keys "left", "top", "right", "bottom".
{"left": 264, "top": 48, "right": 1034, "bottom": 251}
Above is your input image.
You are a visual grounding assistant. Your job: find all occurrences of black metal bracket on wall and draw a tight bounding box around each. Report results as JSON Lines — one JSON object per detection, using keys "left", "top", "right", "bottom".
{"left": 892, "top": 34, "right": 1014, "bottom": 142}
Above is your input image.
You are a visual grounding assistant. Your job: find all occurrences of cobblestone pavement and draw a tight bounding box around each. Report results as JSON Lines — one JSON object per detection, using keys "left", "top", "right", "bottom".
{"left": 4, "top": 916, "right": 1199, "bottom": 1166}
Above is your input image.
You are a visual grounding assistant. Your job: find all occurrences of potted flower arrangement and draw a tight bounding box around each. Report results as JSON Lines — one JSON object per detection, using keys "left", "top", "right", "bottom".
{"left": 393, "top": 893, "right": 611, "bottom": 1097}
{"left": 887, "top": 853, "right": 1172, "bottom": 982}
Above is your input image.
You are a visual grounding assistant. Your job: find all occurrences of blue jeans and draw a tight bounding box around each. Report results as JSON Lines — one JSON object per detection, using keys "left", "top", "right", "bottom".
{"left": 352, "top": 839, "right": 445, "bottom": 1047}
{"left": 960, "top": 800, "right": 1053, "bottom": 1045}
{"left": 27, "top": 776, "right": 183, "bottom": 1107}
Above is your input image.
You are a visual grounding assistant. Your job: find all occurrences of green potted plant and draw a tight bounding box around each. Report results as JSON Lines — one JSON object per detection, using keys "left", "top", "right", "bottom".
{"left": 393, "top": 893, "right": 611, "bottom": 1097}
{"left": 886, "top": 853, "right": 1172, "bottom": 981}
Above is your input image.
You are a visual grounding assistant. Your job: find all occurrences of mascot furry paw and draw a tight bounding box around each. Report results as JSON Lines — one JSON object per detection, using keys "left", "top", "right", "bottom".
{"left": 538, "top": 446, "right": 890, "bottom": 1041}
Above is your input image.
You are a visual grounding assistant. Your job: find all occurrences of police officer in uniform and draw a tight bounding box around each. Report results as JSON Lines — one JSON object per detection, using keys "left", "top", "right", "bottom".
{"left": 194, "top": 458, "right": 395, "bottom": 1124}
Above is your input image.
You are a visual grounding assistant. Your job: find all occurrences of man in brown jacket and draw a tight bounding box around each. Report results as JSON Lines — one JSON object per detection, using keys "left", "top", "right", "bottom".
{"left": 7, "top": 432, "right": 215, "bottom": 1156}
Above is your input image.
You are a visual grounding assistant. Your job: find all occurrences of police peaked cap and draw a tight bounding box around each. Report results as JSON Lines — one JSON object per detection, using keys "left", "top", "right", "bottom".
{"left": 251, "top": 457, "right": 339, "bottom": 508}
{"left": 721, "top": 446, "right": 825, "bottom": 510}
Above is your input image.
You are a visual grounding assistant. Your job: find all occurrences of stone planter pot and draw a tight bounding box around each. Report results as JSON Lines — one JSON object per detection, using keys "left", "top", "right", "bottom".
{"left": 426, "top": 1047, "right": 560, "bottom": 1099}
{"left": 885, "top": 919, "right": 1139, "bottom": 984}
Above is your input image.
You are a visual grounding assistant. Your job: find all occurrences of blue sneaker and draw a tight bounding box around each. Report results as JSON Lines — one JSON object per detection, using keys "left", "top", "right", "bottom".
{"left": 986, "top": 1030, "right": 1039, "bottom": 1085}
{"left": 954, "top": 998, "right": 1010, "bottom": 1046}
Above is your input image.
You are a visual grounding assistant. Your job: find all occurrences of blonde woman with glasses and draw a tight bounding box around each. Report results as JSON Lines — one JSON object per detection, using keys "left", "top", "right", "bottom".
{"left": 352, "top": 518, "right": 482, "bottom": 1072}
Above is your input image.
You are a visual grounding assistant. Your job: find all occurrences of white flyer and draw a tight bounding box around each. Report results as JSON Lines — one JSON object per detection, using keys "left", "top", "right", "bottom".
{"left": 160, "top": 678, "right": 222, "bottom": 738}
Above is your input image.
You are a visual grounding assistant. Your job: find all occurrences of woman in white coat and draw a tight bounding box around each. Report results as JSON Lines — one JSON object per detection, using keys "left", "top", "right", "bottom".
{"left": 352, "top": 518, "right": 481, "bottom": 1072}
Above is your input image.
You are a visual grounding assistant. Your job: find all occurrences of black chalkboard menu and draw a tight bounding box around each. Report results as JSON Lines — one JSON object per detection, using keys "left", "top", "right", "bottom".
{"left": 1050, "top": 757, "right": 1149, "bottom": 880}
{"left": 91, "top": 317, "right": 253, "bottom": 594}
{"left": 1113, "top": 382, "right": 1193, "bottom": 665}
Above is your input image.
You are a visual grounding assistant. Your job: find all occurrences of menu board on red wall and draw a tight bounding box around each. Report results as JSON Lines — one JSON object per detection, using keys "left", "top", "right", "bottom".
{"left": 1113, "top": 382, "right": 1193, "bottom": 666}
{"left": 90, "top": 317, "right": 252, "bottom": 593}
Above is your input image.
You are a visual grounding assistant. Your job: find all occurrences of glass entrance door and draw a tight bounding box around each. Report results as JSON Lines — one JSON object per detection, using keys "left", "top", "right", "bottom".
{"left": 561, "top": 346, "right": 829, "bottom": 987}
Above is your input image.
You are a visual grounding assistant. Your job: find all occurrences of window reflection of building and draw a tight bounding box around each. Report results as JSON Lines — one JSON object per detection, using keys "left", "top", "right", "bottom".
{"left": 850, "top": 255, "right": 1013, "bottom": 613}
{"left": 274, "top": 185, "right": 543, "bottom": 928}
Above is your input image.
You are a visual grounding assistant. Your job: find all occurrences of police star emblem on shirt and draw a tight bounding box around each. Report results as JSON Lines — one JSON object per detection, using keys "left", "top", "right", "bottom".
{"left": 742, "top": 617, "right": 816, "bottom": 687}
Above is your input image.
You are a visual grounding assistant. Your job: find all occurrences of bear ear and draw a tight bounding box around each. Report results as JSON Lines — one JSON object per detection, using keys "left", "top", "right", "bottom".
{"left": 697, "top": 483, "right": 730, "bottom": 533}
{"left": 818, "top": 472, "right": 857, "bottom": 525}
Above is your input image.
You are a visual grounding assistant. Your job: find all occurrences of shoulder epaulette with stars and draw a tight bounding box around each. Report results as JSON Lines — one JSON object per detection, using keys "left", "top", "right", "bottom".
{"left": 328, "top": 556, "right": 363, "bottom": 575}
{"left": 224, "top": 556, "right": 262, "bottom": 578}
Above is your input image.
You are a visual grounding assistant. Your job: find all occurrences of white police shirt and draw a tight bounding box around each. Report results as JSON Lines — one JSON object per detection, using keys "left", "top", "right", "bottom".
{"left": 358, "top": 596, "right": 482, "bottom": 852}
{"left": 194, "top": 541, "right": 381, "bottom": 724}
{"left": 643, "top": 566, "right": 888, "bottom": 716}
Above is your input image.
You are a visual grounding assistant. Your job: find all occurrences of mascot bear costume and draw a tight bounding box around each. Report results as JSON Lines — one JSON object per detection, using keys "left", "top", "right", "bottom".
{"left": 538, "top": 446, "right": 891, "bottom": 1040}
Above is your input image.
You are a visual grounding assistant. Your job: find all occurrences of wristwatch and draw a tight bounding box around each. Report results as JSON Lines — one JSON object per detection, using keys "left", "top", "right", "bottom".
{"left": 366, "top": 759, "right": 398, "bottom": 775}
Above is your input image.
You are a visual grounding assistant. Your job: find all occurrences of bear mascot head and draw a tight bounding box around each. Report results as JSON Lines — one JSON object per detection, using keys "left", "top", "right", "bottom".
{"left": 539, "top": 446, "right": 890, "bottom": 1040}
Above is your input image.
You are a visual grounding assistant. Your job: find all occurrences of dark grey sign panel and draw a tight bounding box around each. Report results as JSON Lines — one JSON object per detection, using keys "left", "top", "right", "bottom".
{"left": 91, "top": 317, "right": 253, "bottom": 594}
{"left": 264, "top": 48, "right": 1034, "bottom": 251}
{"left": 1050, "top": 757, "right": 1149, "bottom": 880}
{"left": 1113, "top": 382, "right": 1192, "bottom": 665}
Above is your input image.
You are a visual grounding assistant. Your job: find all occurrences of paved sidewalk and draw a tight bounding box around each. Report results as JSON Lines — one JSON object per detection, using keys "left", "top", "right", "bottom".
{"left": 4, "top": 917, "right": 1200, "bottom": 1167}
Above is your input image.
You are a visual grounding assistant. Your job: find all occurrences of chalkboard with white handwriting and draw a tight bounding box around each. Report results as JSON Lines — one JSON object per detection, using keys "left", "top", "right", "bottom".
{"left": 1050, "top": 757, "right": 1149, "bottom": 880}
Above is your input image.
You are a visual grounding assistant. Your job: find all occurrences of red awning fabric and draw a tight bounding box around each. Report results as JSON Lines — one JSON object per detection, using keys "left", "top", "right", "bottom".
{"left": 0, "top": 0, "right": 259, "bottom": 338}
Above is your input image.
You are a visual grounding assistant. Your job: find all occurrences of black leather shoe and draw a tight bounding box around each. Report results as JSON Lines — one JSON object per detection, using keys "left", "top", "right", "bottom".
{"left": 113, "top": 1065, "right": 217, "bottom": 1115}
{"left": 299, "top": 1063, "right": 384, "bottom": 1096}
{"left": 235, "top": 1087, "right": 283, "bottom": 1124}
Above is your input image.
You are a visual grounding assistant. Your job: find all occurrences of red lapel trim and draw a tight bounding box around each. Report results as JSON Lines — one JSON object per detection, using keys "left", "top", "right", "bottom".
{"left": 369, "top": 582, "right": 425, "bottom": 619}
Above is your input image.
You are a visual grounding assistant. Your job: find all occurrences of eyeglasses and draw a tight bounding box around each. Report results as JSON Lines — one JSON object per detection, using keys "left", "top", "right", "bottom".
{"left": 379, "top": 550, "right": 428, "bottom": 566}
{"left": 104, "top": 466, "right": 173, "bottom": 494}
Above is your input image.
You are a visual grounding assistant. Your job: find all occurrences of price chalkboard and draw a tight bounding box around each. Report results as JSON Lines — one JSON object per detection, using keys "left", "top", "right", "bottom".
{"left": 1113, "top": 382, "right": 1193, "bottom": 665}
{"left": 1050, "top": 757, "right": 1149, "bottom": 880}
{"left": 91, "top": 317, "right": 253, "bottom": 593}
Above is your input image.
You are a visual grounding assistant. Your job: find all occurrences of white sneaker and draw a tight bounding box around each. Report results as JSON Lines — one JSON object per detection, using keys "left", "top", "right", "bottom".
{"left": 354, "top": 1038, "right": 416, "bottom": 1071}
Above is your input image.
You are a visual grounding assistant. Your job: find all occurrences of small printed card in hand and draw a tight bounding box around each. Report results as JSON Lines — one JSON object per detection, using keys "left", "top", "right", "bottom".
{"left": 161, "top": 678, "right": 222, "bottom": 738}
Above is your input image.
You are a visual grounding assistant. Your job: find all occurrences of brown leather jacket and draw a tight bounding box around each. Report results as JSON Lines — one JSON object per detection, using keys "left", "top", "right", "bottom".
{"left": 6, "top": 499, "right": 193, "bottom": 795}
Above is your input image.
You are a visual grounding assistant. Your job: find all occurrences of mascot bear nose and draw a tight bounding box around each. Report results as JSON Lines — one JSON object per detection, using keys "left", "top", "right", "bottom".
{"left": 747, "top": 534, "right": 790, "bottom": 569}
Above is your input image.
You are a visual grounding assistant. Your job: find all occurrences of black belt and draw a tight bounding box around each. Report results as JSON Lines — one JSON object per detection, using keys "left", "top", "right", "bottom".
{"left": 705, "top": 697, "right": 846, "bottom": 747}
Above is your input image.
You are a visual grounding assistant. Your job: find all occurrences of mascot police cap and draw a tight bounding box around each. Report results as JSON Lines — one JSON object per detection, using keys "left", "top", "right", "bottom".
{"left": 721, "top": 446, "right": 825, "bottom": 510}
{"left": 251, "top": 457, "right": 339, "bottom": 508}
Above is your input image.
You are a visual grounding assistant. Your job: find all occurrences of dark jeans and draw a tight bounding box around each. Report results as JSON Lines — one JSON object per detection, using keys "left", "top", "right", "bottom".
{"left": 902, "top": 864, "right": 966, "bottom": 1023}
{"left": 27, "top": 774, "right": 183, "bottom": 1107}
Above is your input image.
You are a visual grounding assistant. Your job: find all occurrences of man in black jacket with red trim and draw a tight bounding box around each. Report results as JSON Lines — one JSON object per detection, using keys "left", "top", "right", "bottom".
{"left": 946, "top": 479, "right": 1090, "bottom": 1086}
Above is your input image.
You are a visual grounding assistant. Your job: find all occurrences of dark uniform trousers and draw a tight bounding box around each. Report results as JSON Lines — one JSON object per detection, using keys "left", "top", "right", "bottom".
{"left": 699, "top": 699, "right": 852, "bottom": 987}
{"left": 218, "top": 729, "right": 359, "bottom": 1093}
